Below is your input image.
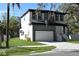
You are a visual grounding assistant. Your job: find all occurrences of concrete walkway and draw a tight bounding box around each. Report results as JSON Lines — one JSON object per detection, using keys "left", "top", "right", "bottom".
{"left": 30, "top": 42, "right": 79, "bottom": 56}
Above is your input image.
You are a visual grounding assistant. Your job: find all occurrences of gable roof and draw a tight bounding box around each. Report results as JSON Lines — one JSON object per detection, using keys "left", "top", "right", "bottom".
{"left": 20, "top": 9, "right": 67, "bottom": 18}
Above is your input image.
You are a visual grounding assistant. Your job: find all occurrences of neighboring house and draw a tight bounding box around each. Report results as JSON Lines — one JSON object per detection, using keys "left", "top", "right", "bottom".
{"left": 19, "top": 9, "right": 68, "bottom": 42}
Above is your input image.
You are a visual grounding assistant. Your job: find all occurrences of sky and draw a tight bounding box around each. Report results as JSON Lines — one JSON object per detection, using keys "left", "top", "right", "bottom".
{"left": 0, "top": 3, "right": 61, "bottom": 20}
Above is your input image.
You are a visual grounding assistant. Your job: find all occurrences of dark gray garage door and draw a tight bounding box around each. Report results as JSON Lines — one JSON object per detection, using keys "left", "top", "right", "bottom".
{"left": 35, "top": 31, "right": 53, "bottom": 42}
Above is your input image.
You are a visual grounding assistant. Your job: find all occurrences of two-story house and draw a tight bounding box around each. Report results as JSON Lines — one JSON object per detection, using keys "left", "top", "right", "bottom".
{"left": 19, "top": 9, "right": 68, "bottom": 42}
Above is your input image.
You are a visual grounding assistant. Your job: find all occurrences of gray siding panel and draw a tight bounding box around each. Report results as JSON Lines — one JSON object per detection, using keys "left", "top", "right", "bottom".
{"left": 33, "top": 25, "right": 54, "bottom": 31}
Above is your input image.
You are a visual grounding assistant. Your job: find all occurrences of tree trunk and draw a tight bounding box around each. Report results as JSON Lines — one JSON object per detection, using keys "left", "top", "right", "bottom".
{"left": 6, "top": 3, "right": 10, "bottom": 48}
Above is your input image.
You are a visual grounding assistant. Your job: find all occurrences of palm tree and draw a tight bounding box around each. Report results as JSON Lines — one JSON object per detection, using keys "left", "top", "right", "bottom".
{"left": 6, "top": 3, "right": 20, "bottom": 48}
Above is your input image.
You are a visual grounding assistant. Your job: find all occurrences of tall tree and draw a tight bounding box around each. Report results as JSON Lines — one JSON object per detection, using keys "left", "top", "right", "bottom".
{"left": 60, "top": 3, "right": 79, "bottom": 22}
{"left": 9, "top": 16, "right": 20, "bottom": 37}
{"left": 0, "top": 20, "right": 5, "bottom": 47}
{"left": 60, "top": 3, "right": 79, "bottom": 33}
{"left": 37, "top": 3, "right": 46, "bottom": 10}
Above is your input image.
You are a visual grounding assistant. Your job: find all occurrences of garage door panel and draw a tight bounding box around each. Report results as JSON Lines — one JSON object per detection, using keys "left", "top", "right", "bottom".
{"left": 35, "top": 31, "right": 53, "bottom": 42}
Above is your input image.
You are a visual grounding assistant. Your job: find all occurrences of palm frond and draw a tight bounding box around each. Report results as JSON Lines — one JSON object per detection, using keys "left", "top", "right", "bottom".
{"left": 16, "top": 3, "right": 20, "bottom": 9}
{"left": 12, "top": 3, "right": 20, "bottom": 9}
{"left": 12, "top": 3, "right": 15, "bottom": 9}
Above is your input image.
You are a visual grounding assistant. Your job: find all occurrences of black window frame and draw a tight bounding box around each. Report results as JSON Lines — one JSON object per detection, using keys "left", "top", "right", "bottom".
{"left": 37, "top": 12, "right": 43, "bottom": 21}
{"left": 55, "top": 14, "right": 59, "bottom": 21}
{"left": 48, "top": 12, "right": 55, "bottom": 24}
{"left": 44, "top": 12, "right": 48, "bottom": 20}
{"left": 60, "top": 14, "right": 64, "bottom": 21}
{"left": 32, "top": 12, "right": 36, "bottom": 20}
{"left": 51, "top": 13, "right": 55, "bottom": 20}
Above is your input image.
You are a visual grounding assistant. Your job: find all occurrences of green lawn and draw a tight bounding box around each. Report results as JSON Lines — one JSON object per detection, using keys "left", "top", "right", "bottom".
{"left": 2, "top": 38, "right": 44, "bottom": 47}
{"left": 0, "top": 46, "right": 56, "bottom": 56}
{"left": 68, "top": 40, "right": 79, "bottom": 44}
{"left": 0, "top": 38, "right": 56, "bottom": 56}
{"left": 68, "top": 39, "right": 79, "bottom": 44}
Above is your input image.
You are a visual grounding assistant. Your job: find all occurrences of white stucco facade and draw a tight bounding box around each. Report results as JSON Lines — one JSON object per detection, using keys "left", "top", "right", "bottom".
{"left": 19, "top": 12, "right": 33, "bottom": 41}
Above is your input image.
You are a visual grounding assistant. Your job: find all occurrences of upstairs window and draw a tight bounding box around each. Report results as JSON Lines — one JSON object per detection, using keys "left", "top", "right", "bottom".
{"left": 48, "top": 13, "right": 55, "bottom": 22}
{"left": 32, "top": 12, "right": 36, "bottom": 20}
{"left": 44, "top": 12, "right": 48, "bottom": 20}
{"left": 60, "top": 15, "right": 64, "bottom": 21}
{"left": 51, "top": 13, "right": 55, "bottom": 20}
{"left": 55, "top": 14, "right": 59, "bottom": 21}
{"left": 55, "top": 14, "right": 64, "bottom": 21}
{"left": 42, "top": 13, "right": 44, "bottom": 21}
{"left": 38, "top": 12, "right": 43, "bottom": 21}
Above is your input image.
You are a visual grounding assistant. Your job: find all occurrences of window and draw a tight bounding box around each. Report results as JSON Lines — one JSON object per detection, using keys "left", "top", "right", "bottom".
{"left": 44, "top": 12, "right": 48, "bottom": 20}
{"left": 60, "top": 15, "right": 64, "bottom": 21}
{"left": 48, "top": 13, "right": 51, "bottom": 20}
{"left": 48, "top": 13, "right": 54, "bottom": 24}
{"left": 32, "top": 12, "right": 36, "bottom": 20}
{"left": 55, "top": 14, "right": 64, "bottom": 21}
{"left": 42, "top": 13, "right": 44, "bottom": 21}
{"left": 51, "top": 13, "right": 55, "bottom": 20}
{"left": 38, "top": 12, "right": 43, "bottom": 21}
{"left": 55, "top": 14, "right": 59, "bottom": 21}
{"left": 63, "top": 26, "right": 65, "bottom": 34}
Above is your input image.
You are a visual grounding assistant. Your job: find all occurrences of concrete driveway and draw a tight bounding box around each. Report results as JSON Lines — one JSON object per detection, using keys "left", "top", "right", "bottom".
{"left": 30, "top": 42, "right": 79, "bottom": 56}
{"left": 40, "top": 42, "right": 79, "bottom": 50}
